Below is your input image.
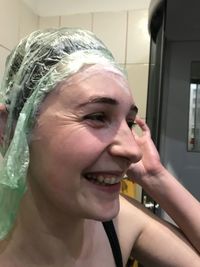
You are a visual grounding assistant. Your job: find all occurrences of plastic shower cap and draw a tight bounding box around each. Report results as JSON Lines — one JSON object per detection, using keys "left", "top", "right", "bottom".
{"left": 0, "top": 27, "right": 125, "bottom": 239}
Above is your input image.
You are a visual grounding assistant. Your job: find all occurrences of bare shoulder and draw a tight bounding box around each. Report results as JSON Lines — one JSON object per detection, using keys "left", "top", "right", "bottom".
{"left": 116, "top": 193, "right": 155, "bottom": 228}
{"left": 116, "top": 193, "right": 175, "bottom": 229}
{"left": 112, "top": 194, "right": 151, "bottom": 262}
{"left": 115, "top": 196, "right": 200, "bottom": 266}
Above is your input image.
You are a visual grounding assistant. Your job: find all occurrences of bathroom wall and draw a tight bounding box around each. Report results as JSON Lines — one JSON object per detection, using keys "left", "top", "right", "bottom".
{"left": 39, "top": 10, "right": 150, "bottom": 121}
{"left": 0, "top": 1, "right": 150, "bottom": 121}
{"left": 0, "top": 0, "right": 38, "bottom": 164}
{"left": 0, "top": 0, "right": 38, "bottom": 81}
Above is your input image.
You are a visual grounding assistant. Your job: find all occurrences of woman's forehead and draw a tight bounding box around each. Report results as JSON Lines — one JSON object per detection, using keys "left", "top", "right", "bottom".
{"left": 51, "top": 65, "right": 134, "bottom": 110}
{"left": 61, "top": 64, "right": 130, "bottom": 94}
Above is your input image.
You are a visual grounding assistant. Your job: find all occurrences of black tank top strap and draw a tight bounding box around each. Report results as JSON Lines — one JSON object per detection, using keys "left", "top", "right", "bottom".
{"left": 102, "top": 220, "right": 123, "bottom": 267}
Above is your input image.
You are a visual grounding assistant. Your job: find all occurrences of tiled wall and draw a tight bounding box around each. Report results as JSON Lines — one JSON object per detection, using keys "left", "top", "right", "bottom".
{"left": 0, "top": 0, "right": 38, "bottom": 81}
{"left": 39, "top": 10, "right": 150, "bottom": 120}
{"left": 0, "top": 3, "right": 150, "bottom": 119}
{"left": 0, "top": 0, "right": 38, "bottom": 164}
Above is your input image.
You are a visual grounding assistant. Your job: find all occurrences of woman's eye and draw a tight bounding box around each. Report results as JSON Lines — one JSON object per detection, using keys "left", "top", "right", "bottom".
{"left": 127, "top": 120, "right": 136, "bottom": 129}
{"left": 84, "top": 113, "right": 106, "bottom": 123}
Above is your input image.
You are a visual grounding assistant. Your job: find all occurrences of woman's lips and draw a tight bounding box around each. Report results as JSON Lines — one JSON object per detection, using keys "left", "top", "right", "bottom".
{"left": 83, "top": 172, "right": 123, "bottom": 193}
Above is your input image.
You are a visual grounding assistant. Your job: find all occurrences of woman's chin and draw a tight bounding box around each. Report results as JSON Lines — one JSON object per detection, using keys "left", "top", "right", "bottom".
{"left": 86, "top": 201, "right": 120, "bottom": 222}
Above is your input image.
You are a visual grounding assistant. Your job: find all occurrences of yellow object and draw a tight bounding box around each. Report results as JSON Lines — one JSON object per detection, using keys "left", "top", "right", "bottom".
{"left": 121, "top": 179, "right": 136, "bottom": 198}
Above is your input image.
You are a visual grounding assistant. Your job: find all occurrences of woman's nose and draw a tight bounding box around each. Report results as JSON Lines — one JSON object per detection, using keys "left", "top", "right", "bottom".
{"left": 108, "top": 122, "right": 142, "bottom": 163}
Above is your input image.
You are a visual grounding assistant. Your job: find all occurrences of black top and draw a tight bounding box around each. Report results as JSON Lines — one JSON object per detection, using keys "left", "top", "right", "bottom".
{"left": 102, "top": 221, "right": 123, "bottom": 267}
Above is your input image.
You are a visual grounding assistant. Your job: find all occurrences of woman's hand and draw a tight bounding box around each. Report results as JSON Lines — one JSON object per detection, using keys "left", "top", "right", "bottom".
{"left": 126, "top": 117, "right": 165, "bottom": 185}
{"left": 127, "top": 119, "right": 200, "bottom": 253}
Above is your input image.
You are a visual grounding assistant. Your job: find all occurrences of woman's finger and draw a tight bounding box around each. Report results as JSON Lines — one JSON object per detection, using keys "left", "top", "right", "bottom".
{"left": 135, "top": 117, "right": 151, "bottom": 138}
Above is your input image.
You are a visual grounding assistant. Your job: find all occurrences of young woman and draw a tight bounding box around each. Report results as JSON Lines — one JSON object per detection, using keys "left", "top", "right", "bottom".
{"left": 0, "top": 28, "right": 199, "bottom": 266}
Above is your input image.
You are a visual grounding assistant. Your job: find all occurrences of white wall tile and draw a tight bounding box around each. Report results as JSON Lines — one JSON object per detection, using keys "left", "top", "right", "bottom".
{"left": 39, "top": 16, "right": 60, "bottom": 29}
{"left": 0, "top": 0, "right": 20, "bottom": 49}
{"left": 126, "top": 63, "right": 149, "bottom": 118}
{"left": 0, "top": 46, "right": 10, "bottom": 83}
{"left": 60, "top": 14, "right": 92, "bottom": 31}
{"left": 19, "top": 2, "right": 38, "bottom": 40}
{"left": 127, "top": 10, "right": 150, "bottom": 64}
{"left": 93, "top": 12, "right": 127, "bottom": 64}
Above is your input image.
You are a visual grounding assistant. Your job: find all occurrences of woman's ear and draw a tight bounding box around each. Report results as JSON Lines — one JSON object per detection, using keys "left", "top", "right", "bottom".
{"left": 0, "top": 104, "right": 8, "bottom": 145}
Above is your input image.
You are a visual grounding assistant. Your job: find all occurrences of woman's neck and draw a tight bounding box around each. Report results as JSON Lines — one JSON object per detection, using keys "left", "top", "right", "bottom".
{"left": 2, "top": 188, "right": 97, "bottom": 266}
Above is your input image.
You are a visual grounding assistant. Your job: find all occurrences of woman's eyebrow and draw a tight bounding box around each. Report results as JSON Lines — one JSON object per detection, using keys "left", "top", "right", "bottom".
{"left": 77, "top": 97, "right": 138, "bottom": 114}
{"left": 77, "top": 97, "right": 119, "bottom": 107}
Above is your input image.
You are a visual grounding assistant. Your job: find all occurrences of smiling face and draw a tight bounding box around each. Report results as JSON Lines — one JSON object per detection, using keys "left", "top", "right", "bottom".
{"left": 28, "top": 65, "right": 142, "bottom": 221}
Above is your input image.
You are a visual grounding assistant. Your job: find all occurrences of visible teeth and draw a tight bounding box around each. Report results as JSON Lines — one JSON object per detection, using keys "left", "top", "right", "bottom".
{"left": 84, "top": 173, "right": 122, "bottom": 185}
{"left": 97, "top": 175, "right": 104, "bottom": 183}
{"left": 111, "top": 177, "right": 115, "bottom": 184}
{"left": 104, "top": 177, "right": 110, "bottom": 184}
